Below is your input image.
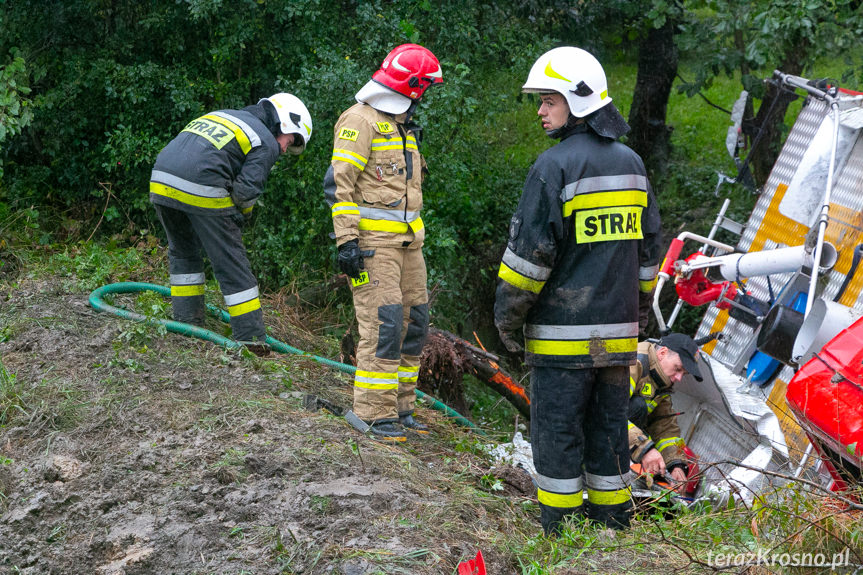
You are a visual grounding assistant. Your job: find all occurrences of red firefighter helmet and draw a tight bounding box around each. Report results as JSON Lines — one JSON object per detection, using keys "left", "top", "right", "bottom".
{"left": 372, "top": 44, "right": 443, "bottom": 100}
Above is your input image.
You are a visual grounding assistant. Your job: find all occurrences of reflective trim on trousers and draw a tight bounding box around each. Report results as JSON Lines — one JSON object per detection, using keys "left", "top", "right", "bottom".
{"left": 587, "top": 487, "right": 632, "bottom": 506}
{"left": 354, "top": 370, "right": 399, "bottom": 390}
{"left": 224, "top": 286, "right": 259, "bottom": 307}
{"left": 538, "top": 488, "right": 584, "bottom": 509}
{"left": 170, "top": 272, "right": 206, "bottom": 285}
{"left": 536, "top": 473, "right": 584, "bottom": 494}
{"left": 171, "top": 284, "right": 205, "bottom": 297}
{"left": 584, "top": 471, "right": 631, "bottom": 491}
{"left": 397, "top": 366, "right": 419, "bottom": 383}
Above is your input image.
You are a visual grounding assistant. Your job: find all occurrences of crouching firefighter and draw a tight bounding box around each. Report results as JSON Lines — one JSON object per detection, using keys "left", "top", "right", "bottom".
{"left": 324, "top": 44, "right": 443, "bottom": 440}
{"left": 150, "top": 93, "right": 312, "bottom": 356}
{"left": 494, "top": 47, "right": 662, "bottom": 534}
{"left": 629, "top": 333, "right": 703, "bottom": 491}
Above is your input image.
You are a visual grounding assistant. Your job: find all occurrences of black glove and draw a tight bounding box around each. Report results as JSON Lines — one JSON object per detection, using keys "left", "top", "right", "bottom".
{"left": 230, "top": 212, "right": 246, "bottom": 230}
{"left": 498, "top": 328, "right": 524, "bottom": 353}
{"left": 338, "top": 239, "right": 363, "bottom": 279}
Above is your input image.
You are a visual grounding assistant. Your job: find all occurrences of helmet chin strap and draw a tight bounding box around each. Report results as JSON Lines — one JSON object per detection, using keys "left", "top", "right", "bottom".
{"left": 404, "top": 100, "right": 419, "bottom": 123}
{"left": 545, "top": 113, "right": 580, "bottom": 139}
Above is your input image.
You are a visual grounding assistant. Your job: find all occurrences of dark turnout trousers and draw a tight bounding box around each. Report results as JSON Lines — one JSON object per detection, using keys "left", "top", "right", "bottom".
{"left": 531, "top": 365, "right": 633, "bottom": 534}
{"left": 154, "top": 204, "right": 265, "bottom": 342}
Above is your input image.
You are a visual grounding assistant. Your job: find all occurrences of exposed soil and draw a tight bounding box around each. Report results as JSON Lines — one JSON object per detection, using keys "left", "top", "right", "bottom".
{"left": 0, "top": 276, "right": 538, "bottom": 574}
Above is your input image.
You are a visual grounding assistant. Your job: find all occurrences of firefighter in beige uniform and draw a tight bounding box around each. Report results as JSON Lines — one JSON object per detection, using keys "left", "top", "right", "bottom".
{"left": 628, "top": 333, "right": 703, "bottom": 490}
{"left": 324, "top": 44, "right": 443, "bottom": 440}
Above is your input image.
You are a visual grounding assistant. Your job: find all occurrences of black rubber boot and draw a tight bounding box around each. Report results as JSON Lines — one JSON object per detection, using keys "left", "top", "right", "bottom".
{"left": 369, "top": 421, "right": 407, "bottom": 442}
{"left": 238, "top": 341, "right": 271, "bottom": 357}
{"left": 399, "top": 414, "right": 430, "bottom": 435}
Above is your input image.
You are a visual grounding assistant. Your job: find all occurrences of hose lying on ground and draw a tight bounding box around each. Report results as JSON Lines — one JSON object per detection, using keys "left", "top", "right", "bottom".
{"left": 88, "top": 282, "right": 480, "bottom": 431}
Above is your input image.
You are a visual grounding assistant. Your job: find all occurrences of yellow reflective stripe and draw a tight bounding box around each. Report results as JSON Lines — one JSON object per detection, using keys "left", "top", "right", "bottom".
{"left": 575, "top": 206, "right": 643, "bottom": 244}
{"left": 332, "top": 148, "right": 368, "bottom": 170}
{"left": 150, "top": 182, "right": 235, "bottom": 209}
{"left": 354, "top": 370, "right": 399, "bottom": 390}
{"left": 628, "top": 421, "right": 636, "bottom": 430}
{"left": 354, "top": 380, "right": 399, "bottom": 390}
{"left": 656, "top": 437, "right": 684, "bottom": 452}
{"left": 406, "top": 135, "right": 418, "bottom": 150}
{"left": 587, "top": 487, "right": 631, "bottom": 506}
{"left": 203, "top": 114, "right": 252, "bottom": 154}
{"left": 171, "top": 285, "right": 205, "bottom": 297}
{"left": 371, "top": 136, "right": 404, "bottom": 150}
{"left": 241, "top": 206, "right": 253, "bottom": 215}
{"left": 646, "top": 399, "right": 658, "bottom": 413}
{"left": 563, "top": 190, "right": 647, "bottom": 217}
{"left": 498, "top": 262, "right": 546, "bottom": 294}
{"left": 332, "top": 202, "right": 360, "bottom": 217}
{"left": 358, "top": 219, "right": 409, "bottom": 233}
{"left": 227, "top": 298, "right": 261, "bottom": 317}
{"left": 526, "top": 337, "right": 637, "bottom": 356}
{"left": 537, "top": 489, "right": 583, "bottom": 508}
{"left": 639, "top": 277, "right": 657, "bottom": 293}
{"left": 629, "top": 377, "right": 636, "bottom": 397}
{"left": 408, "top": 217, "right": 424, "bottom": 233}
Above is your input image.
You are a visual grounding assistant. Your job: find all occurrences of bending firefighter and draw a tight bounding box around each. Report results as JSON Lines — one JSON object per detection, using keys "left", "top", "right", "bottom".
{"left": 150, "top": 94, "right": 312, "bottom": 355}
{"left": 324, "top": 45, "right": 442, "bottom": 440}
{"left": 629, "top": 333, "right": 702, "bottom": 491}
{"left": 494, "top": 47, "right": 662, "bottom": 534}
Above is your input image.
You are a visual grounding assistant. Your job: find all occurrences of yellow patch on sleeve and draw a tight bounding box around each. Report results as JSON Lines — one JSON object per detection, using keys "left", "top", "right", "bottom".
{"left": 338, "top": 128, "right": 360, "bottom": 141}
{"left": 375, "top": 121, "right": 394, "bottom": 133}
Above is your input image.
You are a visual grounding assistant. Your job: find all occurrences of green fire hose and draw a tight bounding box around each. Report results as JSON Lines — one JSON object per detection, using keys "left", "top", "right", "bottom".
{"left": 88, "top": 282, "right": 480, "bottom": 431}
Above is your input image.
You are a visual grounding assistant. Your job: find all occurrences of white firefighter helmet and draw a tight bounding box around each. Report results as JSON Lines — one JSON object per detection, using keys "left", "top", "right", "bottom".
{"left": 259, "top": 93, "right": 313, "bottom": 155}
{"left": 522, "top": 47, "right": 611, "bottom": 117}
{"left": 523, "top": 47, "right": 629, "bottom": 139}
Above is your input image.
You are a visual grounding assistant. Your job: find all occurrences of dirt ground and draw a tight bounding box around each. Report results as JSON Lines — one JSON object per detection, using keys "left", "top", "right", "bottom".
{"left": 0, "top": 277, "right": 538, "bottom": 574}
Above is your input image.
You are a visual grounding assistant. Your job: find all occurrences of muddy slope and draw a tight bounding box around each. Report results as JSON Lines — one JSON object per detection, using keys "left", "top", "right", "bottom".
{"left": 0, "top": 278, "right": 534, "bottom": 574}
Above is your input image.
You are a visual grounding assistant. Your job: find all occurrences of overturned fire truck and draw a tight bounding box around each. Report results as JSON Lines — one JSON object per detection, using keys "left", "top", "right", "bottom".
{"left": 650, "top": 71, "right": 863, "bottom": 502}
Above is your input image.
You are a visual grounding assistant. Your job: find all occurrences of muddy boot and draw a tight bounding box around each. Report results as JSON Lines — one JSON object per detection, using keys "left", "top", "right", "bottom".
{"left": 238, "top": 341, "right": 271, "bottom": 357}
{"left": 399, "top": 413, "right": 430, "bottom": 435}
{"left": 368, "top": 421, "right": 407, "bottom": 442}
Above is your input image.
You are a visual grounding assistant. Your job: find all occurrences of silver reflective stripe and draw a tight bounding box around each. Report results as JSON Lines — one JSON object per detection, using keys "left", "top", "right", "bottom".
{"left": 535, "top": 473, "right": 584, "bottom": 493}
{"left": 151, "top": 170, "right": 230, "bottom": 198}
{"left": 502, "top": 248, "right": 552, "bottom": 281}
{"left": 210, "top": 111, "right": 262, "bottom": 148}
{"left": 170, "top": 273, "right": 205, "bottom": 285}
{"left": 560, "top": 174, "right": 649, "bottom": 202}
{"left": 358, "top": 207, "right": 419, "bottom": 222}
{"left": 639, "top": 264, "right": 659, "bottom": 280}
{"left": 524, "top": 322, "right": 638, "bottom": 340}
{"left": 584, "top": 471, "right": 633, "bottom": 490}
{"left": 224, "top": 286, "right": 259, "bottom": 306}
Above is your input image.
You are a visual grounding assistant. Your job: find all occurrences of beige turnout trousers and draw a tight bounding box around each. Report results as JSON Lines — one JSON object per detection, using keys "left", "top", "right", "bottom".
{"left": 350, "top": 246, "right": 429, "bottom": 422}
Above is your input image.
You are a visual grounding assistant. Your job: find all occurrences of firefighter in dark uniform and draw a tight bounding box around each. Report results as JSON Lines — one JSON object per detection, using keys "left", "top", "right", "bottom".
{"left": 324, "top": 45, "right": 442, "bottom": 440}
{"left": 494, "top": 47, "right": 662, "bottom": 534}
{"left": 150, "top": 93, "right": 312, "bottom": 355}
{"left": 629, "top": 334, "right": 703, "bottom": 490}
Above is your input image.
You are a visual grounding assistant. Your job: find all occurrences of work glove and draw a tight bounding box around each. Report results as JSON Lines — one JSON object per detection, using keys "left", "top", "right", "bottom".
{"left": 337, "top": 239, "right": 363, "bottom": 279}
{"left": 498, "top": 328, "right": 524, "bottom": 353}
